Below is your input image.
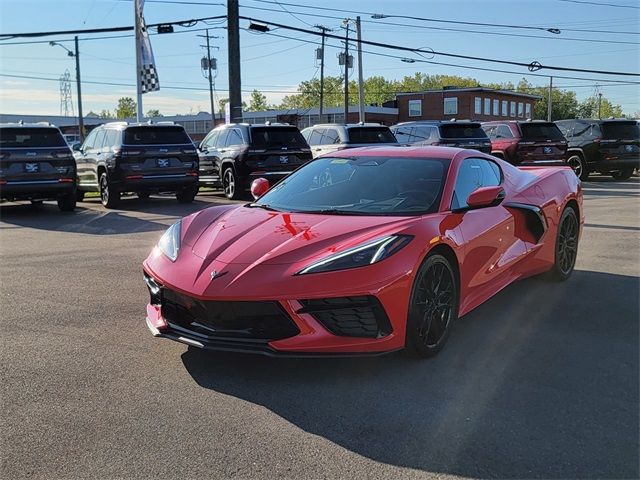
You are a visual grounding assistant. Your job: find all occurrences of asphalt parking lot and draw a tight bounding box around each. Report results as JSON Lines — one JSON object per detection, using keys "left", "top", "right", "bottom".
{"left": 1, "top": 178, "right": 638, "bottom": 480}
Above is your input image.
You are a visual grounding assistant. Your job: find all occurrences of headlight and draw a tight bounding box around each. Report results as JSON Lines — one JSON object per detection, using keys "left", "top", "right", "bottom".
{"left": 157, "top": 220, "right": 182, "bottom": 261}
{"left": 297, "top": 235, "right": 412, "bottom": 275}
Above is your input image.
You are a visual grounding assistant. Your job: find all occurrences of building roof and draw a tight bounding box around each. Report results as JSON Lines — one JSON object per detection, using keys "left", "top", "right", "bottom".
{"left": 396, "top": 87, "right": 541, "bottom": 100}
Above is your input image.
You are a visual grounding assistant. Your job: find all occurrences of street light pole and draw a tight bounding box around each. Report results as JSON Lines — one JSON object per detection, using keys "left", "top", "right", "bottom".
{"left": 343, "top": 22, "right": 350, "bottom": 123}
{"left": 355, "top": 16, "right": 365, "bottom": 123}
{"left": 74, "top": 36, "right": 84, "bottom": 141}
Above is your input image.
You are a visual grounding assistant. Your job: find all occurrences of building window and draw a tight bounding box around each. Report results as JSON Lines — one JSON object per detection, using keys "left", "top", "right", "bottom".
{"left": 518, "top": 102, "right": 524, "bottom": 118}
{"left": 525, "top": 103, "right": 532, "bottom": 119}
{"left": 408, "top": 99, "right": 422, "bottom": 117}
{"left": 444, "top": 97, "right": 458, "bottom": 115}
{"left": 474, "top": 97, "right": 482, "bottom": 115}
{"left": 502, "top": 100, "right": 508, "bottom": 116}
{"left": 493, "top": 99, "right": 499, "bottom": 115}
{"left": 510, "top": 101, "right": 516, "bottom": 117}
{"left": 484, "top": 98, "right": 491, "bottom": 115}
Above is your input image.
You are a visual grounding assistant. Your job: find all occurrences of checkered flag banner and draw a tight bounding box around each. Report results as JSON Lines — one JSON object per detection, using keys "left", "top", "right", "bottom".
{"left": 135, "top": 0, "right": 160, "bottom": 93}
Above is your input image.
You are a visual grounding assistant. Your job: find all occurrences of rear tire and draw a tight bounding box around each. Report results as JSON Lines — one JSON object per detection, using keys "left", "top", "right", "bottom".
{"left": 222, "top": 166, "right": 242, "bottom": 200}
{"left": 611, "top": 169, "right": 633, "bottom": 181}
{"left": 75, "top": 190, "right": 85, "bottom": 202}
{"left": 138, "top": 192, "right": 151, "bottom": 200}
{"left": 30, "top": 200, "right": 43, "bottom": 206}
{"left": 176, "top": 185, "right": 198, "bottom": 203}
{"left": 99, "top": 172, "right": 120, "bottom": 209}
{"left": 567, "top": 154, "right": 589, "bottom": 181}
{"left": 547, "top": 207, "right": 579, "bottom": 282}
{"left": 405, "top": 254, "right": 459, "bottom": 358}
{"left": 57, "top": 193, "right": 76, "bottom": 212}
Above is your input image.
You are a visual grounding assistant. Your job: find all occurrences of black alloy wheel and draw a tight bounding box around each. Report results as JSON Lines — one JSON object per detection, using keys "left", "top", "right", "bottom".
{"left": 138, "top": 191, "right": 151, "bottom": 200}
{"left": 567, "top": 154, "right": 589, "bottom": 181}
{"left": 548, "top": 207, "right": 579, "bottom": 281}
{"left": 222, "top": 166, "right": 241, "bottom": 200}
{"left": 406, "top": 254, "right": 459, "bottom": 358}
{"left": 76, "top": 190, "right": 85, "bottom": 202}
{"left": 176, "top": 185, "right": 198, "bottom": 203}
{"left": 99, "top": 172, "right": 120, "bottom": 209}
{"left": 57, "top": 193, "right": 76, "bottom": 212}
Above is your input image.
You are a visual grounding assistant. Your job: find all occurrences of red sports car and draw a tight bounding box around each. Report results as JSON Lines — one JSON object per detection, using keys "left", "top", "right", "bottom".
{"left": 143, "top": 146, "right": 583, "bottom": 358}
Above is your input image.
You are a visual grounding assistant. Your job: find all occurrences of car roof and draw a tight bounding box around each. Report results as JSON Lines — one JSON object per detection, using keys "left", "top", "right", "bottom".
{"left": 0, "top": 122, "right": 60, "bottom": 129}
{"left": 308, "top": 123, "right": 387, "bottom": 129}
{"left": 326, "top": 145, "right": 465, "bottom": 160}
{"left": 394, "top": 120, "right": 481, "bottom": 127}
{"left": 98, "top": 122, "right": 184, "bottom": 130}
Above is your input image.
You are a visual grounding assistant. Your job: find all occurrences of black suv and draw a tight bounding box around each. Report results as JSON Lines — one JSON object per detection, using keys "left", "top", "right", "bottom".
{"left": 0, "top": 122, "right": 77, "bottom": 211}
{"left": 198, "top": 123, "right": 312, "bottom": 199}
{"left": 391, "top": 120, "right": 492, "bottom": 153}
{"left": 556, "top": 118, "right": 639, "bottom": 181}
{"left": 73, "top": 122, "right": 199, "bottom": 208}
{"left": 300, "top": 123, "right": 398, "bottom": 158}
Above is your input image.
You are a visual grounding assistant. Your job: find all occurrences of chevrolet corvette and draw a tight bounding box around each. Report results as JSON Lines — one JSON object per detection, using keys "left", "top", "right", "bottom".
{"left": 143, "top": 146, "right": 583, "bottom": 358}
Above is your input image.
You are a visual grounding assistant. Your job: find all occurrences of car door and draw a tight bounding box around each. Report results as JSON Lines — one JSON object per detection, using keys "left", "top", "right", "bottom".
{"left": 75, "top": 129, "right": 97, "bottom": 188}
{"left": 87, "top": 129, "right": 106, "bottom": 186}
{"left": 307, "top": 128, "right": 326, "bottom": 158}
{"left": 452, "top": 158, "right": 526, "bottom": 302}
{"left": 198, "top": 130, "right": 220, "bottom": 177}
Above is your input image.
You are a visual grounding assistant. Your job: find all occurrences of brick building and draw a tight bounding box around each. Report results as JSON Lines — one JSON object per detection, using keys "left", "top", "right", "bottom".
{"left": 396, "top": 87, "right": 541, "bottom": 123}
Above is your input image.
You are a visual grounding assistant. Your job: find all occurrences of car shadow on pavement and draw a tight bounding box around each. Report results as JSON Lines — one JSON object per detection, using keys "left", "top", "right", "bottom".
{"left": 181, "top": 270, "right": 639, "bottom": 479}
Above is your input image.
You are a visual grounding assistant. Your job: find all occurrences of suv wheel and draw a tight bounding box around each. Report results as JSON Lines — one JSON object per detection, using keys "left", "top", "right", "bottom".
{"left": 611, "top": 169, "right": 633, "bottom": 181}
{"left": 99, "top": 172, "right": 120, "bottom": 208}
{"left": 76, "top": 190, "right": 85, "bottom": 202}
{"left": 567, "top": 154, "right": 589, "bottom": 181}
{"left": 176, "top": 185, "right": 198, "bottom": 203}
{"left": 222, "top": 166, "right": 242, "bottom": 200}
{"left": 57, "top": 193, "right": 76, "bottom": 212}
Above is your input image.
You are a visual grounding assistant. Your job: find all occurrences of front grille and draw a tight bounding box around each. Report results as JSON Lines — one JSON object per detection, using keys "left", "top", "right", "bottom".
{"left": 159, "top": 287, "right": 299, "bottom": 341}
{"left": 297, "top": 296, "right": 392, "bottom": 338}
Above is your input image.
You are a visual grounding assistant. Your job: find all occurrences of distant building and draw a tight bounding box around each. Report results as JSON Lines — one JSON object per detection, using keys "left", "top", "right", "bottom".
{"left": 395, "top": 87, "right": 541, "bottom": 123}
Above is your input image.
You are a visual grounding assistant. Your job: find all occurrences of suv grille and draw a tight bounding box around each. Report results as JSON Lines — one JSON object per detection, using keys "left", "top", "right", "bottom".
{"left": 298, "top": 296, "right": 392, "bottom": 338}
{"left": 160, "top": 288, "right": 300, "bottom": 341}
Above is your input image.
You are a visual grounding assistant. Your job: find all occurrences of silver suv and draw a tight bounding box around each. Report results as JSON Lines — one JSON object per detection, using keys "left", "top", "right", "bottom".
{"left": 300, "top": 123, "right": 397, "bottom": 158}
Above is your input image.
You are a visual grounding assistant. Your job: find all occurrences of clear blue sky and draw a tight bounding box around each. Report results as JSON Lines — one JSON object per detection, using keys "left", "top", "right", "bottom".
{"left": 0, "top": 0, "right": 638, "bottom": 116}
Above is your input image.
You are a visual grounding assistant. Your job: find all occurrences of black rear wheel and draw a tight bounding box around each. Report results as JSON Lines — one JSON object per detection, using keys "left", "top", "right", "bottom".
{"left": 99, "top": 172, "right": 120, "bottom": 209}
{"left": 138, "top": 192, "right": 151, "bottom": 200}
{"left": 567, "top": 154, "right": 589, "bottom": 181}
{"left": 176, "top": 185, "right": 198, "bottom": 203}
{"left": 547, "top": 207, "right": 579, "bottom": 281}
{"left": 57, "top": 193, "right": 76, "bottom": 212}
{"left": 75, "top": 190, "right": 85, "bottom": 202}
{"left": 405, "top": 254, "right": 459, "bottom": 358}
{"left": 611, "top": 169, "right": 633, "bottom": 181}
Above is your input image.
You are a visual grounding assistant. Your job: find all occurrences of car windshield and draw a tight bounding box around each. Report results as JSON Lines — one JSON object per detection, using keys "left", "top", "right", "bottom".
{"left": 123, "top": 126, "right": 191, "bottom": 145}
{"left": 0, "top": 127, "right": 67, "bottom": 148}
{"left": 601, "top": 122, "right": 639, "bottom": 140}
{"left": 250, "top": 127, "right": 308, "bottom": 149}
{"left": 347, "top": 127, "right": 398, "bottom": 144}
{"left": 520, "top": 123, "right": 565, "bottom": 140}
{"left": 255, "top": 156, "right": 448, "bottom": 216}
{"left": 440, "top": 124, "right": 488, "bottom": 139}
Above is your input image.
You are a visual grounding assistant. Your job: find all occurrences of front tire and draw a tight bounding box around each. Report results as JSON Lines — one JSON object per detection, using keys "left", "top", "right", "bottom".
{"left": 99, "top": 172, "right": 120, "bottom": 209}
{"left": 57, "top": 193, "right": 76, "bottom": 212}
{"left": 611, "top": 169, "right": 633, "bottom": 181}
{"left": 222, "top": 166, "right": 242, "bottom": 200}
{"left": 405, "top": 254, "right": 459, "bottom": 358}
{"left": 567, "top": 154, "right": 589, "bottom": 181}
{"left": 547, "top": 207, "right": 579, "bottom": 282}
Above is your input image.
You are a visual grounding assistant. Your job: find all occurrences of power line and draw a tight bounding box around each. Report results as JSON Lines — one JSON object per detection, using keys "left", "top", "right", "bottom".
{"left": 239, "top": 15, "right": 640, "bottom": 77}
{"left": 558, "top": 0, "right": 640, "bottom": 9}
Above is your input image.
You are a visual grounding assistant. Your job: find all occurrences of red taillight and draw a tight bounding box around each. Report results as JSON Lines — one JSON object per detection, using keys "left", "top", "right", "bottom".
{"left": 126, "top": 175, "right": 144, "bottom": 180}
{"left": 186, "top": 172, "right": 198, "bottom": 177}
{"left": 122, "top": 149, "right": 145, "bottom": 156}
{"left": 0, "top": 179, "right": 6, "bottom": 185}
{"left": 58, "top": 178, "right": 74, "bottom": 183}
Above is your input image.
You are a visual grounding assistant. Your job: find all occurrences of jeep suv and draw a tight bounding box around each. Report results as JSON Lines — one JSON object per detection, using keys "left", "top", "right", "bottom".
{"left": 73, "top": 122, "right": 199, "bottom": 208}
{"left": 300, "top": 123, "right": 398, "bottom": 158}
{"left": 555, "top": 118, "right": 639, "bottom": 181}
{"left": 0, "top": 122, "right": 77, "bottom": 211}
{"left": 481, "top": 120, "right": 568, "bottom": 166}
{"left": 198, "top": 123, "right": 312, "bottom": 199}
{"left": 391, "top": 121, "right": 491, "bottom": 153}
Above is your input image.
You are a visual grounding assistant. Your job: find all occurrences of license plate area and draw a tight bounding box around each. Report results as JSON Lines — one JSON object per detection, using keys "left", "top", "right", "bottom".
{"left": 24, "top": 162, "right": 40, "bottom": 173}
{"left": 155, "top": 158, "right": 171, "bottom": 168}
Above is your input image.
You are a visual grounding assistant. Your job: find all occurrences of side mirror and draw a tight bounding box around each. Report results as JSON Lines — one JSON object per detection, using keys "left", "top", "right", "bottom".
{"left": 250, "top": 178, "right": 270, "bottom": 200}
{"left": 72, "top": 143, "right": 81, "bottom": 152}
{"left": 466, "top": 186, "right": 505, "bottom": 209}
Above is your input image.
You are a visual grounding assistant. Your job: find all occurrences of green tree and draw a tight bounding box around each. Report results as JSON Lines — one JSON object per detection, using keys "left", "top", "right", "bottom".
{"left": 115, "top": 97, "right": 136, "bottom": 119}
{"left": 98, "top": 109, "right": 113, "bottom": 119}
{"left": 218, "top": 98, "right": 229, "bottom": 113}
{"left": 514, "top": 78, "right": 579, "bottom": 121}
{"left": 146, "top": 109, "right": 162, "bottom": 117}
{"left": 248, "top": 89, "right": 269, "bottom": 111}
{"left": 576, "top": 96, "right": 624, "bottom": 119}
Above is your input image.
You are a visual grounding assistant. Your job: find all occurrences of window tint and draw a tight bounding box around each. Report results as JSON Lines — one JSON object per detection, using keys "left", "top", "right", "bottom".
{"left": 601, "top": 122, "right": 639, "bottom": 140}
{"left": 216, "top": 130, "right": 229, "bottom": 148}
{"left": 123, "top": 126, "right": 191, "bottom": 145}
{"left": 346, "top": 127, "right": 397, "bottom": 144}
{"left": 81, "top": 129, "right": 98, "bottom": 150}
{"left": 482, "top": 125, "right": 498, "bottom": 139}
{"left": 0, "top": 127, "right": 66, "bottom": 148}
{"left": 556, "top": 121, "right": 574, "bottom": 137}
{"left": 452, "top": 158, "right": 501, "bottom": 210}
{"left": 520, "top": 123, "right": 565, "bottom": 140}
{"left": 440, "top": 124, "right": 488, "bottom": 139}
{"left": 201, "top": 130, "right": 219, "bottom": 149}
{"left": 92, "top": 130, "right": 106, "bottom": 150}
{"left": 226, "top": 128, "right": 245, "bottom": 147}
{"left": 497, "top": 125, "right": 513, "bottom": 138}
{"left": 300, "top": 128, "right": 311, "bottom": 142}
{"left": 392, "top": 126, "right": 412, "bottom": 142}
{"left": 321, "top": 128, "right": 340, "bottom": 145}
{"left": 308, "top": 128, "right": 325, "bottom": 145}
{"left": 250, "top": 127, "right": 307, "bottom": 148}
{"left": 414, "top": 126, "right": 434, "bottom": 142}
{"left": 103, "top": 129, "right": 118, "bottom": 149}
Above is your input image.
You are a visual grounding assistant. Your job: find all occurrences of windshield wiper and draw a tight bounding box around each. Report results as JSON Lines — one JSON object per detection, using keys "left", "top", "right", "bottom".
{"left": 245, "top": 203, "right": 281, "bottom": 212}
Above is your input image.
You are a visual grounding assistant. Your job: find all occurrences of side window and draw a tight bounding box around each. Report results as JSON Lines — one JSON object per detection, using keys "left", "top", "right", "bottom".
{"left": 226, "top": 129, "right": 244, "bottom": 147}
{"left": 483, "top": 125, "right": 497, "bottom": 139}
{"left": 573, "top": 121, "right": 590, "bottom": 138}
{"left": 216, "top": 129, "right": 229, "bottom": 148}
{"left": 322, "top": 128, "right": 340, "bottom": 145}
{"left": 392, "top": 126, "right": 412, "bottom": 142}
{"left": 497, "top": 125, "right": 513, "bottom": 138}
{"left": 413, "top": 126, "right": 433, "bottom": 143}
{"left": 300, "top": 128, "right": 311, "bottom": 142}
{"left": 81, "top": 129, "right": 98, "bottom": 151}
{"left": 452, "top": 158, "right": 501, "bottom": 210}
{"left": 103, "top": 129, "right": 117, "bottom": 149}
{"left": 308, "top": 128, "right": 325, "bottom": 146}
{"left": 202, "top": 130, "right": 219, "bottom": 149}
{"left": 92, "top": 130, "right": 106, "bottom": 151}
{"left": 557, "top": 122, "right": 573, "bottom": 138}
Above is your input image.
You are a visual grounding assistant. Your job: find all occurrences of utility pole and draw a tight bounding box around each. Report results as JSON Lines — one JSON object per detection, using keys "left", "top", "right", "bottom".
{"left": 315, "top": 26, "right": 329, "bottom": 119}
{"left": 355, "top": 17, "right": 365, "bottom": 123}
{"left": 227, "top": 0, "right": 242, "bottom": 123}
{"left": 198, "top": 29, "right": 218, "bottom": 126}
{"left": 134, "top": 0, "right": 143, "bottom": 122}
{"left": 547, "top": 76, "right": 553, "bottom": 122}
{"left": 74, "top": 36, "right": 84, "bottom": 141}
{"left": 343, "top": 22, "right": 350, "bottom": 123}
{"left": 598, "top": 92, "right": 603, "bottom": 119}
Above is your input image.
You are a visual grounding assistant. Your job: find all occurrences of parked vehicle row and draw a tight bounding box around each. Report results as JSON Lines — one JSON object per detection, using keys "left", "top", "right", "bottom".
{"left": 2, "top": 117, "right": 638, "bottom": 213}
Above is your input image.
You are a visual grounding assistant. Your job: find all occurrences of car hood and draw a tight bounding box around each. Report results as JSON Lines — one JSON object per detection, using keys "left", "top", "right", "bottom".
{"left": 185, "top": 205, "right": 418, "bottom": 267}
